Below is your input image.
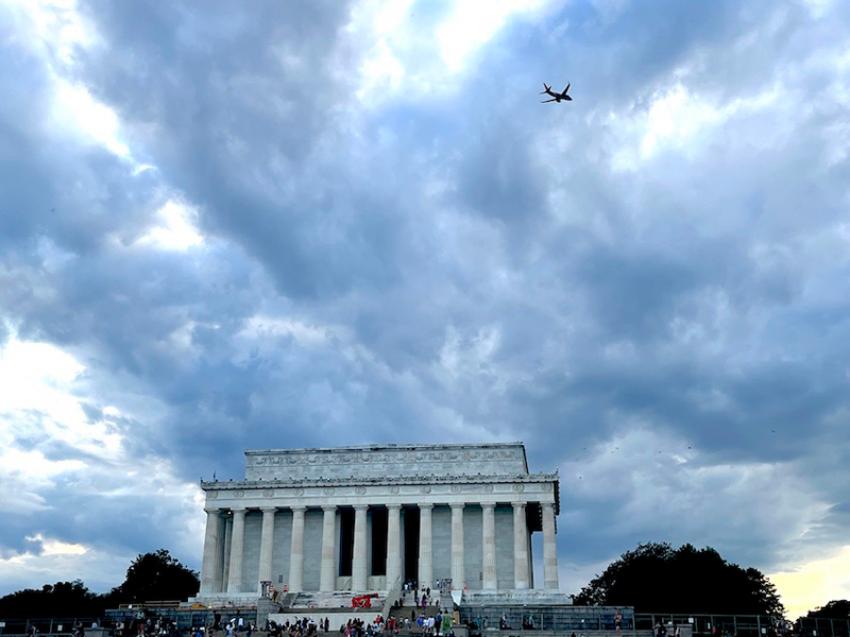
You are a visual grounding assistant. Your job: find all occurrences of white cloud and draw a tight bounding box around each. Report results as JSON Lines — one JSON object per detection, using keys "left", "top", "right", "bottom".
{"left": 0, "top": 333, "right": 204, "bottom": 589}
{"left": 0, "top": 337, "right": 122, "bottom": 459}
{"left": 4, "top": 0, "right": 98, "bottom": 66}
{"left": 349, "top": 0, "right": 557, "bottom": 103}
{"left": 26, "top": 533, "right": 88, "bottom": 557}
{"left": 436, "top": 0, "right": 550, "bottom": 72}
{"left": 50, "top": 80, "right": 130, "bottom": 158}
{"left": 0, "top": 537, "right": 129, "bottom": 593}
{"left": 6, "top": 0, "right": 137, "bottom": 161}
{"left": 610, "top": 82, "right": 779, "bottom": 170}
{"left": 137, "top": 200, "right": 205, "bottom": 251}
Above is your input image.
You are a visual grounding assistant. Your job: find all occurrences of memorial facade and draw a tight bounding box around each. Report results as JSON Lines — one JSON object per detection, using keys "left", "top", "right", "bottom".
{"left": 197, "top": 442, "right": 560, "bottom": 601}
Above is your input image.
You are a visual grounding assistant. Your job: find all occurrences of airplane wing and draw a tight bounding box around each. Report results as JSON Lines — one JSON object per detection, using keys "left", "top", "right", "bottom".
{"left": 540, "top": 98, "right": 558, "bottom": 103}
{"left": 562, "top": 83, "right": 570, "bottom": 95}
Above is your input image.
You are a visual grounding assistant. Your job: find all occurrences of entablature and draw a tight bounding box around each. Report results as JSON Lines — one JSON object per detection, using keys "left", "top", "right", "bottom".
{"left": 201, "top": 474, "right": 559, "bottom": 513}
{"left": 202, "top": 471, "right": 558, "bottom": 490}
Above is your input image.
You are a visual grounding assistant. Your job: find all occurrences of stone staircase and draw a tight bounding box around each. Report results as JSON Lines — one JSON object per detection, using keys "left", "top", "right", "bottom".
{"left": 389, "top": 604, "right": 442, "bottom": 620}
{"left": 394, "top": 588, "right": 444, "bottom": 609}
{"left": 388, "top": 589, "right": 445, "bottom": 622}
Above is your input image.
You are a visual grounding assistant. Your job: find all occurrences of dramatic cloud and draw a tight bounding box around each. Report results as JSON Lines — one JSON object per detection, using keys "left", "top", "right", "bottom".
{"left": 1, "top": 0, "right": 849, "bottom": 616}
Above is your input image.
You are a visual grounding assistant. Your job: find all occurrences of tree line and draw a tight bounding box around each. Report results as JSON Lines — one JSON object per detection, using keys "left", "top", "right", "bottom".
{"left": 1, "top": 543, "right": 847, "bottom": 621}
{"left": 0, "top": 549, "right": 199, "bottom": 618}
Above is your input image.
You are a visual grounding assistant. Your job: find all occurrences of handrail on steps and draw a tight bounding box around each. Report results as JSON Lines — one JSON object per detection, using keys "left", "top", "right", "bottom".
{"left": 382, "top": 576, "right": 402, "bottom": 619}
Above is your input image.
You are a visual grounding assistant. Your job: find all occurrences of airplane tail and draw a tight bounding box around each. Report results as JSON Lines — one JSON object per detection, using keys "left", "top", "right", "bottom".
{"left": 540, "top": 82, "right": 551, "bottom": 94}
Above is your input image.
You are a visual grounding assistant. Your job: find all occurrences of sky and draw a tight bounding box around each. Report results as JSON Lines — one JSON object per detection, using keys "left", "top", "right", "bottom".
{"left": 1, "top": 0, "right": 849, "bottom": 620}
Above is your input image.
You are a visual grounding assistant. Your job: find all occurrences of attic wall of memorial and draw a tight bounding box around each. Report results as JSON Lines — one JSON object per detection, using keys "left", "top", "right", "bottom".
{"left": 244, "top": 443, "right": 529, "bottom": 481}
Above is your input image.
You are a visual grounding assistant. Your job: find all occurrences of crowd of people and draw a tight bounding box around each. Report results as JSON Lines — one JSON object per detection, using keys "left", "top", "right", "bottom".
{"left": 261, "top": 613, "right": 452, "bottom": 637}
{"left": 113, "top": 616, "right": 182, "bottom": 637}
{"left": 265, "top": 616, "right": 328, "bottom": 637}
{"left": 112, "top": 612, "right": 260, "bottom": 637}
{"left": 397, "top": 584, "right": 439, "bottom": 611}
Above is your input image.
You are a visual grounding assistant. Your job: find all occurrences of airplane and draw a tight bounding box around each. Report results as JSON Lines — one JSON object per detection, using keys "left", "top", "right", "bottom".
{"left": 540, "top": 82, "right": 572, "bottom": 103}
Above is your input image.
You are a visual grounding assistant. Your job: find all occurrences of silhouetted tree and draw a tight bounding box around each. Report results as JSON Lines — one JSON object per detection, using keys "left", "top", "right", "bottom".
{"left": 0, "top": 580, "right": 105, "bottom": 618}
{"left": 0, "top": 549, "right": 199, "bottom": 617}
{"left": 111, "top": 549, "right": 199, "bottom": 603}
{"left": 574, "top": 542, "right": 784, "bottom": 617}
{"left": 803, "top": 600, "right": 850, "bottom": 619}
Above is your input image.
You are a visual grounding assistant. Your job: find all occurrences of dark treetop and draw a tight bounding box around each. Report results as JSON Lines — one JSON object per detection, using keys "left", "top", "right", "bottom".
{"left": 574, "top": 542, "right": 785, "bottom": 617}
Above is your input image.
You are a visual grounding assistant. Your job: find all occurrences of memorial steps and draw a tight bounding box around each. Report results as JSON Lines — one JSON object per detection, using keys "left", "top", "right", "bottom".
{"left": 388, "top": 603, "right": 442, "bottom": 621}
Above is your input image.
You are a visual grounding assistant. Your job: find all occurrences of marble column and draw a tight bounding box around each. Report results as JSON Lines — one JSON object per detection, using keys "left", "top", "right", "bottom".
{"left": 542, "top": 502, "right": 559, "bottom": 590}
{"left": 418, "top": 503, "right": 433, "bottom": 589}
{"left": 222, "top": 515, "right": 233, "bottom": 588}
{"left": 352, "top": 505, "right": 368, "bottom": 591}
{"left": 319, "top": 505, "right": 337, "bottom": 592}
{"left": 451, "top": 503, "right": 465, "bottom": 590}
{"left": 512, "top": 502, "right": 529, "bottom": 590}
{"left": 227, "top": 507, "right": 246, "bottom": 593}
{"left": 288, "top": 506, "right": 306, "bottom": 592}
{"left": 481, "top": 503, "right": 497, "bottom": 590}
{"left": 386, "top": 505, "right": 402, "bottom": 587}
{"left": 257, "top": 507, "right": 276, "bottom": 592}
{"left": 200, "top": 508, "right": 223, "bottom": 593}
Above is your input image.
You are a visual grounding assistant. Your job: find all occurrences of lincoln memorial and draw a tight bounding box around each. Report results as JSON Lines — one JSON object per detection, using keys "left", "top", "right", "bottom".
{"left": 197, "top": 442, "right": 560, "bottom": 602}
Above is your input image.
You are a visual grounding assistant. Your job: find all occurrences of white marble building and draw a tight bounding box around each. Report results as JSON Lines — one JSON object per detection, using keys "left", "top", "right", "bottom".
{"left": 197, "top": 442, "right": 559, "bottom": 601}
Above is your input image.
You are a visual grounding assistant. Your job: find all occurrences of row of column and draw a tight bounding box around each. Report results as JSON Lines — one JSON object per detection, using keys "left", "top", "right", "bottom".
{"left": 200, "top": 501, "right": 559, "bottom": 594}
